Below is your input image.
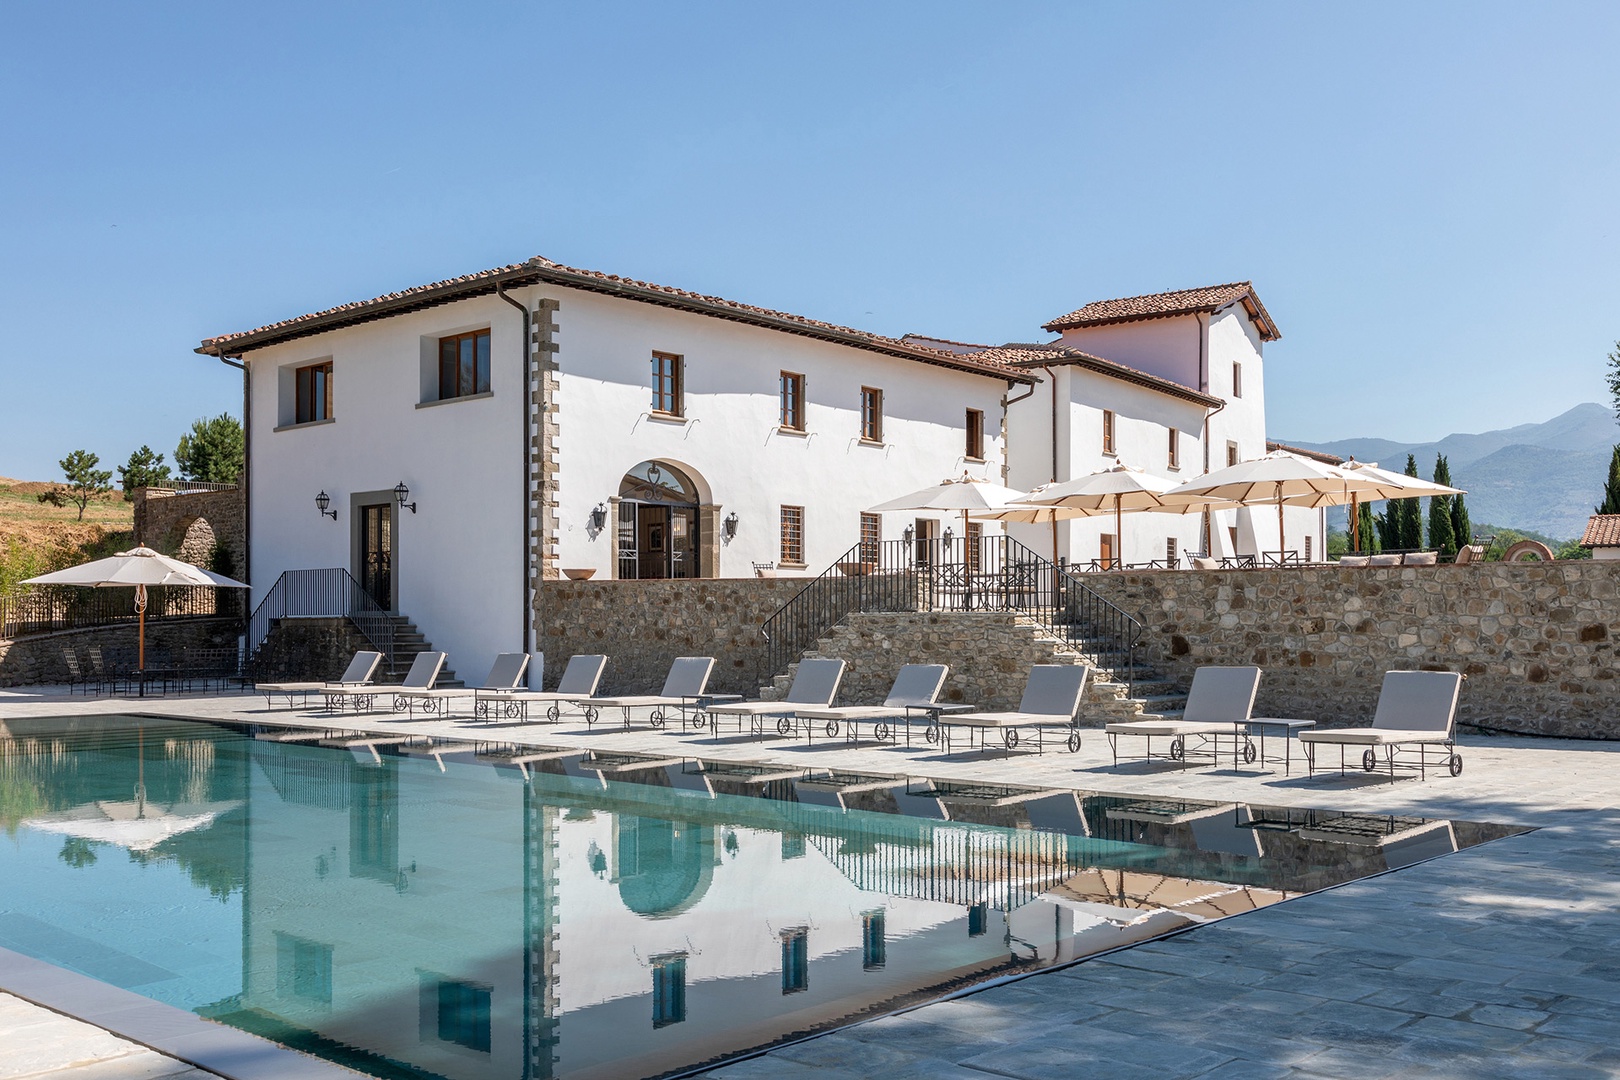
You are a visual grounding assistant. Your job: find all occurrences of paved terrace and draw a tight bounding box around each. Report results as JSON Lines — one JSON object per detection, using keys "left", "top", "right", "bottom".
{"left": 1, "top": 686, "right": 1617, "bottom": 1080}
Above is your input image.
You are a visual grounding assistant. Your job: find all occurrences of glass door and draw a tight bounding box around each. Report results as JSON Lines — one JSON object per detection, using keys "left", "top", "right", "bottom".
{"left": 359, "top": 503, "right": 393, "bottom": 610}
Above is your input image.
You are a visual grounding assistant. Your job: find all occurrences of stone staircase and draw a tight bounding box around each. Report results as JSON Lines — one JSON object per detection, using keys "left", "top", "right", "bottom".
{"left": 385, "top": 616, "right": 462, "bottom": 687}
{"left": 247, "top": 614, "right": 461, "bottom": 688}
{"left": 758, "top": 610, "right": 1185, "bottom": 725}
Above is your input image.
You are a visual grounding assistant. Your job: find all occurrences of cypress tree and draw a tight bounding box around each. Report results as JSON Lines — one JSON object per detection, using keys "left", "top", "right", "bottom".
{"left": 1428, "top": 454, "right": 1456, "bottom": 557}
{"left": 1374, "top": 503, "right": 1398, "bottom": 551}
{"left": 1598, "top": 444, "right": 1620, "bottom": 515}
{"left": 1394, "top": 454, "right": 1424, "bottom": 549}
{"left": 1357, "top": 500, "right": 1379, "bottom": 553}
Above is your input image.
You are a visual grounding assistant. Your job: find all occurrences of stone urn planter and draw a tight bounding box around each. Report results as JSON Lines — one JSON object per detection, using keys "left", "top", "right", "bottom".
{"left": 562, "top": 568, "right": 597, "bottom": 581}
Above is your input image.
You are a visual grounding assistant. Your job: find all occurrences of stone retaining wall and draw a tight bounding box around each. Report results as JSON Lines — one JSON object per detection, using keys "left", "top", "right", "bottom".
{"left": 133, "top": 487, "right": 245, "bottom": 570}
{"left": 244, "top": 618, "right": 372, "bottom": 683}
{"left": 0, "top": 619, "right": 242, "bottom": 687}
{"left": 1081, "top": 561, "right": 1620, "bottom": 739}
{"left": 534, "top": 578, "right": 812, "bottom": 696}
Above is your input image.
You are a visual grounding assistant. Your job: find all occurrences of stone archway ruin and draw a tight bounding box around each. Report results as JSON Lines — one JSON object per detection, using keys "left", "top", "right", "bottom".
{"left": 1501, "top": 539, "right": 1555, "bottom": 562}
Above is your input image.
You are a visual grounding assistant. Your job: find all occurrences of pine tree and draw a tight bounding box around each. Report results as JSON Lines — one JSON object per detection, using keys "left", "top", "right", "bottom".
{"left": 1357, "top": 500, "right": 1379, "bottom": 553}
{"left": 1428, "top": 454, "right": 1457, "bottom": 557}
{"left": 1597, "top": 444, "right": 1620, "bottom": 515}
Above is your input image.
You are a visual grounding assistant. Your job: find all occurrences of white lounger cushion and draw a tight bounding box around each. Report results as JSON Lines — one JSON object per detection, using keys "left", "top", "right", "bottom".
{"left": 943, "top": 665, "right": 1090, "bottom": 728}
{"left": 709, "top": 659, "right": 846, "bottom": 715}
{"left": 260, "top": 650, "right": 383, "bottom": 693}
{"left": 795, "top": 664, "right": 949, "bottom": 721}
{"left": 1298, "top": 727, "right": 1454, "bottom": 745}
{"left": 1105, "top": 718, "right": 1233, "bottom": 736}
{"left": 1299, "top": 671, "right": 1462, "bottom": 744}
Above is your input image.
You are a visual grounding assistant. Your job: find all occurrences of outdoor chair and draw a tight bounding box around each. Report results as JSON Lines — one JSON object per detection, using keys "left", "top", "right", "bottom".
{"left": 1453, "top": 544, "right": 1486, "bottom": 565}
{"left": 1299, "top": 670, "right": 1464, "bottom": 779}
{"left": 324, "top": 651, "right": 445, "bottom": 712}
{"left": 493, "top": 654, "right": 609, "bottom": 723}
{"left": 583, "top": 656, "right": 718, "bottom": 731}
{"left": 935, "top": 665, "right": 1091, "bottom": 755}
{"left": 258, "top": 650, "right": 383, "bottom": 709}
{"left": 61, "top": 646, "right": 87, "bottom": 694}
{"left": 703, "top": 658, "right": 847, "bottom": 739}
{"left": 793, "top": 663, "right": 949, "bottom": 746}
{"left": 392, "top": 652, "right": 529, "bottom": 718}
{"left": 1104, "top": 666, "right": 1263, "bottom": 769}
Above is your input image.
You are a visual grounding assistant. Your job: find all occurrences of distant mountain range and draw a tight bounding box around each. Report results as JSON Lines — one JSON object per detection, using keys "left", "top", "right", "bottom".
{"left": 1278, "top": 402, "right": 1617, "bottom": 541}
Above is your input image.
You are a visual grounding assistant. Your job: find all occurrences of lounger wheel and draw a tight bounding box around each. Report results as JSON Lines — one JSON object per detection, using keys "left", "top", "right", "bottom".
{"left": 688, "top": 712, "right": 708, "bottom": 731}
{"left": 1362, "top": 749, "right": 1378, "bottom": 772}
{"left": 824, "top": 719, "right": 840, "bottom": 739}
{"left": 650, "top": 708, "right": 666, "bottom": 729}
{"left": 1003, "top": 728, "right": 1020, "bottom": 750}
{"left": 1169, "top": 736, "right": 1184, "bottom": 761}
{"left": 924, "top": 724, "right": 939, "bottom": 744}
{"left": 1242, "top": 740, "right": 1257, "bottom": 765}
{"left": 1066, "top": 731, "right": 1082, "bottom": 754}
{"left": 1448, "top": 753, "right": 1463, "bottom": 777}
{"left": 547, "top": 703, "right": 561, "bottom": 724}
{"left": 392, "top": 696, "right": 409, "bottom": 713}
{"left": 583, "top": 706, "right": 599, "bottom": 726}
{"left": 776, "top": 716, "right": 792, "bottom": 737}
{"left": 874, "top": 722, "right": 891, "bottom": 742}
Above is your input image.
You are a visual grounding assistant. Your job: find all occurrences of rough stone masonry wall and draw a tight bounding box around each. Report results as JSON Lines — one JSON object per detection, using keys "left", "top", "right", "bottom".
{"left": 535, "top": 578, "right": 813, "bottom": 696}
{"left": 1082, "top": 560, "right": 1620, "bottom": 739}
{"left": 0, "top": 619, "right": 241, "bottom": 686}
{"left": 133, "top": 487, "right": 246, "bottom": 568}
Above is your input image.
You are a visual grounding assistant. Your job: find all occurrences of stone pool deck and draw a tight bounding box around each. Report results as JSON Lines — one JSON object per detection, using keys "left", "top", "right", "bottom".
{"left": 1, "top": 686, "right": 1617, "bottom": 1079}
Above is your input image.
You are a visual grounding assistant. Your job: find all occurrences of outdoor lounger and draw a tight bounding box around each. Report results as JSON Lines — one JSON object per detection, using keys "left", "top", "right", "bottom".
{"left": 703, "top": 658, "right": 847, "bottom": 739}
{"left": 490, "top": 654, "right": 609, "bottom": 723}
{"left": 936, "top": 665, "right": 1091, "bottom": 754}
{"left": 1299, "top": 670, "right": 1464, "bottom": 778}
{"left": 1104, "top": 666, "right": 1263, "bottom": 769}
{"left": 323, "top": 651, "right": 446, "bottom": 712}
{"left": 792, "top": 663, "right": 950, "bottom": 745}
{"left": 391, "top": 652, "right": 529, "bottom": 718}
{"left": 583, "top": 656, "right": 718, "bottom": 730}
{"left": 257, "top": 650, "right": 382, "bottom": 709}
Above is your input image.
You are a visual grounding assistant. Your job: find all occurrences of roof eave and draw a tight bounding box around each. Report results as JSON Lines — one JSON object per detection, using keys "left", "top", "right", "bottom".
{"left": 1010, "top": 356, "right": 1221, "bottom": 408}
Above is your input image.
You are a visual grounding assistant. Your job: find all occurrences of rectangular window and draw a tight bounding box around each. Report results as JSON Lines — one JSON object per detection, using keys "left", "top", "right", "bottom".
{"left": 966, "top": 521, "right": 983, "bottom": 574}
{"left": 1167, "top": 427, "right": 1180, "bottom": 470}
{"left": 860, "top": 387, "right": 883, "bottom": 443}
{"left": 1227, "top": 441, "right": 1240, "bottom": 468}
{"left": 1232, "top": 361, "right": 1243, "bottom": 398}
{"left": 275, "top": 933, "right": 332, "bottom": 1005}
{"left": 651, "top": 351, "right": 684, "bottom": 416}
{"left": 1166, "top": 537, "right": 1178, "bottom": 566}
{"left": 651, "top": 954, "right": 687, "bottom": 1028}
{"left": 780, "top": 371, "right": 805, "bottom": 430}
{"left": 426, "top": 979, "right": 491, "bottom": 1053}
{"left": 965, "top": 408, "right": 985, "bottom": 460}
{"left": 1102, "top": 410, "right": 1116, "bottom": 455}
{"left": 295, "top": 362, "right": 333, "bottom": 424}
{"left": 862, "top": 912, "right": 887, "bottom": 971}
{"left": 781, "top": 928, "right": 809, "bottom": 994}
{"left": 859, "top": 512, "right": 881, "bottom": 565}
{"left": 438, "top": 330, "right": 491, "bottom": 401}
{"left": 780, "top": 506, "right": 804, "bottom": 566}
{"left": 1305, "top": 535, "right": 1313, "bottom": 562}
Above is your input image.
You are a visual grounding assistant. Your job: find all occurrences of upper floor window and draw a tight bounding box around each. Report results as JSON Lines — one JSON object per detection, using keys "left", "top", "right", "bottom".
{"left": 859, "top": 512, "right": 881, "bottom": 565}
{"left": 780, "top": 371, "right": 805, "bottom": 430}
{"left": 652, "top": 351, "right": 684, "bottom": 416}
{"left": 295, "top": 362, "right": 333, "bottom": 424}
{"left": 1227, "top": 440, "right": 1240, "bottom": 467}
{"left": 965, "top": 408, "right": 985, "bottom": 460}
{"left": 860, "top": 387, "right": 883, "bottom": 443}
{"left": 1102, "top": 410, "right": 1116, "bottom": 455}
{"left": 1232, "top": 361, "right": 1243, "bottom": 399}
{"left": 1167, "top": 427, "right": 1180, "bottom": 470}
{"left": 438, "top": 330, "right": 490, "bottom": 400}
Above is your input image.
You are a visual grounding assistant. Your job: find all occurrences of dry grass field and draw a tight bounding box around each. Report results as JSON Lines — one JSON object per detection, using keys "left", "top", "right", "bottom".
{"left": 0, "top": 476, "right": 133, "bottom": 593}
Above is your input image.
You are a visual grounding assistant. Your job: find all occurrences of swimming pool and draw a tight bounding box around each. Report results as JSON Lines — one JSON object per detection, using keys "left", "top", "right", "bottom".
{"left": 0, "top": 715, "right": 1521, "bottom": 1079}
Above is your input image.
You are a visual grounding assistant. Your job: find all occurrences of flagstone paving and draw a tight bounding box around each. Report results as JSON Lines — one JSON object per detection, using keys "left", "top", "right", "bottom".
{"left": 2, "top": 686, "right": 1618, "bottom": 1078}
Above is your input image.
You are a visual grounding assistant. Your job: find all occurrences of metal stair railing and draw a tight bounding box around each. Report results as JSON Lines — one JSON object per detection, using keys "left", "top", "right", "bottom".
{"left": 757, "top": 535, "right": 1142, "bottom": 692}
{"left": 244, "top": 568, "right": 396, "bottom": 672}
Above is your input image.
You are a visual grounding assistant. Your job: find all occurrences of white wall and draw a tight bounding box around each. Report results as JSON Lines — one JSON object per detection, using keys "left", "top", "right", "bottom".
{"left": 1056, "top": 314, "right": 1201, "bottom": 389}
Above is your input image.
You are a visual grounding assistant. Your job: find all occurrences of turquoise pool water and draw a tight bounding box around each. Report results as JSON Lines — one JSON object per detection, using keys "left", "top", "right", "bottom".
{"left": 0, "top": 715, "right": 1519, "bottom": 1080}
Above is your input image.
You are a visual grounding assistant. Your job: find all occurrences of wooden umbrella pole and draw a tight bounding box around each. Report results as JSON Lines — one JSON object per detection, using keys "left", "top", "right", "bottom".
{"left": 136, "top": 584, "right": 146, "bottom": 671}
{"left": 1276, "top": 482, "right": 1285, "bottom": 564}
{"left": 1351, "top": 494, "right": 1361, "bottom": 553}
{"left": 1114, "top": 493, "right": 1122, "bottom": 570}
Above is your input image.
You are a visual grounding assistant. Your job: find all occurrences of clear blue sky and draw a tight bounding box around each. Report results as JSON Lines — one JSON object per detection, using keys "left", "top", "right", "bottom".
{"left": 4, "top": 2, "right": 1618, "bottom": 481}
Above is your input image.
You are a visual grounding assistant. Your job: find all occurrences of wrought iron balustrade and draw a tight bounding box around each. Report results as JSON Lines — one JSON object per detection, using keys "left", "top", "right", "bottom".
{"left": 244, "top": 568, "right": 395, "bottom": 671}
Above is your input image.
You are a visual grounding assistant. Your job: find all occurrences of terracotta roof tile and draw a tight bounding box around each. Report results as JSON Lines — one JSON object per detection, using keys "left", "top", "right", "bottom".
{"left": 1580, "top": 514, "right": 1620, "bottom": 547}
{"left": 1266, "top": 440, "right": 1343, "bottom": 465}
{"left": 970, "top": 342, "right": 1222, "bottom": 407}
{"left": 1043, "top": 282, "right": 1280, "bottom": 340}
{"left": 198, "top": 256, "right": 1031, "bottom": 384}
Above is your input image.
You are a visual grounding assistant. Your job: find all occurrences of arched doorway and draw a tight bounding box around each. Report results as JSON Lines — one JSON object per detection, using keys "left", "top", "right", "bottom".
{"left": 617, "top": 461, "right": 703, "bottom": 579}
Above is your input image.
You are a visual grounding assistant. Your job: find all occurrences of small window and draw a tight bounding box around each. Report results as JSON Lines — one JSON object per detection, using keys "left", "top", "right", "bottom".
{"left": 1166, "top": 537, "right": 1178, "bottom": 566}
{"left": 651, "top": 954, "right": 687, "bottom": 1028}
{"left": 966, "top": 521, "right": 983, "bottom": 573}
{"left": 779, "top": 371, "right": 805, "bottom": 430}
{"left": 295, "top": 362, "right": 333, "bottom": 424}
{"left": 780, "top": 506, "right": 805, "bottom": 566}
{"left": 652, "top": 351, "right": 684, "bottom": 416}
{"left": 438, "top": 330, "right": 490, "bottom": 400}
{"left": 275, "top": 933, "right": 332, "bottom": 1005}
{"left": 1167, "top": 427, "right": 1180, "bottom": 470}
{"left": 781, "top": 928, "right": 809, "bottom": 994}
{"left": 860, "top": 387, "right": 883, "bottom": 443}
{"left": 862, "top": 911, "right": 887, "bottom": 971}
{"left": 965, "top": 409, "right": 985, "bottom": 460}
{"left": 1305, "top": 535, "right": 1313, "bottom": 562}
{"left": 1102, "top": 410, "right": 1116, "bottom": 455}
{"left": 859, "top": 512, "right": 881, "bottom": 565}
{"left": 1227, "top": 441, "right": 1240, "bottom": 468}
{"left": 424, "top": 978, "right": 491, "bottom": 1053}
{"left": 1232, "top": 361, "right": 1243, "bottom": 399}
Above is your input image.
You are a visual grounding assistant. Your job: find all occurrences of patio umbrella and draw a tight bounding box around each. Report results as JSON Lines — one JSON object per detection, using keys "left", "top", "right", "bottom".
{"left": 1162, "top": 451, "right": 1387, "bottom": 564}
{"left": 24, "top": 546, "right": 248, "bottom": 670}
{"left": 868, "top": 473, "right": 1033, "bottom": 539}
{"left": 969, "top": 484, "right": 1092, "bottom": 565}
{"left": 1280, "top": 461, "right": 1464, "bottom": 552}
{"left": 1017, "top": 464, "right": 1223, "bottom": 568}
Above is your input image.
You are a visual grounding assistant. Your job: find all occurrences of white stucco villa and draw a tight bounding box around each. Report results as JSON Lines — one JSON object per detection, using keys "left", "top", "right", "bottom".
{"left": 196, "top": 257, "right": 1323, "bottom": 675}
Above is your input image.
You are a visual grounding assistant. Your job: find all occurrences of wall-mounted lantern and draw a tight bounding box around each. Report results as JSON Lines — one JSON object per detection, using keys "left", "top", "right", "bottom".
{"left": 394, "top": 481, "right": 417, "bottom": 515}
{"left": 723, "top": 512, "right": 740, "bottom": 539}
{"left": 590, "top": 503, "right": 609, "bottom": 531}
{"left": 315, "top": 491, "right": 337, "bottom": 520}
{"left": 902, "top": 525, "right": 914, "bottom": 545}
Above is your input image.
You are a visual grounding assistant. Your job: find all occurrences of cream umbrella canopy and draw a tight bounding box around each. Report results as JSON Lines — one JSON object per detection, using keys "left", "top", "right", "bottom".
{"left": 1161, "top": 451, "right": 1387, "bottom": 564}
{"left": 1274, "top": 460, "right": 1465, "bottom": 552}
{"left": 24, "top": 546, "right": 249, "bottom": 670}
{"left": 970, "top": 486, "right": 1093, "bottom": 566}
{"left": 868, "top": 473, "right": 1034, "bottom": 540}
{"left": 1016, "top": 464, "right": 1223, "bottom": 568}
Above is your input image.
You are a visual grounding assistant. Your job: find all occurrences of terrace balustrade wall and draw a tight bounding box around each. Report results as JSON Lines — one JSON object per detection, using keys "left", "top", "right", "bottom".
{"left": 1082, "top": 560, "right": 1620, "bottom": 739}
